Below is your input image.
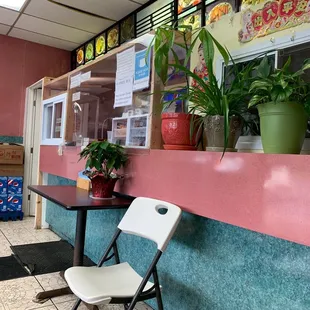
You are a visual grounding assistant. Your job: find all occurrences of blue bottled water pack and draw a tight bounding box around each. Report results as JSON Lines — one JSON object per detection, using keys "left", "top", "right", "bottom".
{"left": 0, "top": 195, "right": 7, "bottom": 212}
{"left": 0, "top": 177, "right": 7, "bottom": 195}
{"left": 8, "top": 177, "right": 23, "bottom": 195}
{"left": 7, "top": 195, "right": 22, "bottom": 212}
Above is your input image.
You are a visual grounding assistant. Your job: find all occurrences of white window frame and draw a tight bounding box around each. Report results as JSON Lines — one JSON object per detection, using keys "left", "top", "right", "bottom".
{"left": 216, "top": 28, "right": 310, "bottom": 82}
{"left": 41, "top": 93, "right": 67, "bottom": 145}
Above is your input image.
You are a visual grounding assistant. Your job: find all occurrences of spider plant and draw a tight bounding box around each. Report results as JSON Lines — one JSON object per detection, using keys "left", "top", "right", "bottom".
{"left": 148, "top": 24, "right": 255, "bottom": 154}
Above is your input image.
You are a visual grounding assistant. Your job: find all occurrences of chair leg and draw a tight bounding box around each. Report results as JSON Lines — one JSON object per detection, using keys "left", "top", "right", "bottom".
{"left": 153, "top": 267, "right": 164, "bottom": 310}
{"left": 71, "top": 299, "right": 82, "bottom": 310}
{"left": 155, "top": 287, "right": 164, "bottom": 310}
{"left": 127, "top": 299, "right": 138, "bottom": 310}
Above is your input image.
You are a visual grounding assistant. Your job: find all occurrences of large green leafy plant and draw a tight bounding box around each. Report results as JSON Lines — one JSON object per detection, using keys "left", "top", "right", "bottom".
{"left": 149, "top": 25, "right": 255, "bottom": 150}
{"left": 79, "top": 141, "right": 128, "bottom": 179}
{"left": 249, "top": 56, "right": 310, "bottom": 110}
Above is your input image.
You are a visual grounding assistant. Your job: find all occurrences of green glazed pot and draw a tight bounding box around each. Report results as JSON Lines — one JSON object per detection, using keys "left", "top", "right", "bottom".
{"left": 258, "top": 102, "right": 308, "bottom": 154}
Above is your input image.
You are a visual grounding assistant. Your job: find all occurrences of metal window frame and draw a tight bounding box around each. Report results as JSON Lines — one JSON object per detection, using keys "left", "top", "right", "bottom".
{"left": 71, "top": 0, "right": 240, "bottom": 70}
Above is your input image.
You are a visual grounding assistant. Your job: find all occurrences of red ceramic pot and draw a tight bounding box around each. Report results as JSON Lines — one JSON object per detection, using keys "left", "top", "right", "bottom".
{"left": 161, "top": 113, "right": 200, "bottom": 150}
{"left": 90, "top": 175, "right": 118, "bottom": 198}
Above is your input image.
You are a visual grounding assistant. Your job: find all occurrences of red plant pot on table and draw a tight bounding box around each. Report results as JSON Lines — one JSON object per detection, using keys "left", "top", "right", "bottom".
{"left": 91, "top": 175, "right": 118, "bottom": 199}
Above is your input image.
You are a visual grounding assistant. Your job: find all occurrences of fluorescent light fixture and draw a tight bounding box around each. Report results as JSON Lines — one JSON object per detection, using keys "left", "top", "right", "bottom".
{"left": 0, "top": 0, "right": 27, "bottom": 11}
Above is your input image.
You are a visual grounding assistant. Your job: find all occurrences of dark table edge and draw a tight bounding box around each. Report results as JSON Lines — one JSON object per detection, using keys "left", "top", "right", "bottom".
{"left": 28, "top": 185, "right": 135, "bottom": 211}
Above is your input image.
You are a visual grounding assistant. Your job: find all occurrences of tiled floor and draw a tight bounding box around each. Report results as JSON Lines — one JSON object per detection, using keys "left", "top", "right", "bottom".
{"left": 0, "top": 217, "right": 152, "bottom": 310}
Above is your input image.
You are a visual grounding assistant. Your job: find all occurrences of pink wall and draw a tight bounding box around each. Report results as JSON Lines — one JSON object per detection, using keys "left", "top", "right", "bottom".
{"left": 40, "top": 146, "right": 310, "bottom": 248}
{"left": 0, "top": 35, "right": 70, "bottom": 137}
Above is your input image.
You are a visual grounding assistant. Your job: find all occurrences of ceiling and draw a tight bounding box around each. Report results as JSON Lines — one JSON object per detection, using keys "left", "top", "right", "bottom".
{"left": 0, "top": 0, "right": 150, "bottom": 51}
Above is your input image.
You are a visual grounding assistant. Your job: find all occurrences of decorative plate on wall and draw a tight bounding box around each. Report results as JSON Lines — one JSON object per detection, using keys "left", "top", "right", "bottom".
{"left": 107, "top": 27, "right": 119, "bottom": 50}
{"left": 178, "top": 0, "right": 201, "bottom": 14}
{"left": 179, "top": 10, "right": 201, "bottom": 29}
{"left": 85, "top": 40, "right": 94, "bottom": 62}
{"left": 121, "top": 16, "right": 134, "bottom": 43}
{"left": 206, "top": 1, "right": 234, "bottom": 24}
{"left": 95, "top": 34, "right": 106, "bottom": 57}
{"left": 76, "top": 46, "right": 85, "bottom": 67}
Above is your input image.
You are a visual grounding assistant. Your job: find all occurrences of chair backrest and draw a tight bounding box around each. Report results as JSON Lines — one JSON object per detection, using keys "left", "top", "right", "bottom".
{"left": 118, "top": 197, "right": 182, "bottom": 252}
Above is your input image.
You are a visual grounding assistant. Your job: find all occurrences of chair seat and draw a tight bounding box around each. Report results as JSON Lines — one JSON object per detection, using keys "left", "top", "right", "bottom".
{"left": 64, "top": 262, "right": 155, "bottom": 305}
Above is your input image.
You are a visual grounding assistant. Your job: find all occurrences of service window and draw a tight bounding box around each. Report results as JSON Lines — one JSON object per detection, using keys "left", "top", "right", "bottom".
{"left": 41, "top": 93, "right": 67, "bottom": 145}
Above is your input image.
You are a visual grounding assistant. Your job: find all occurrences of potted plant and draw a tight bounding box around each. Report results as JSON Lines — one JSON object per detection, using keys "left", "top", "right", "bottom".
{"left": 79, "top": 140, "right": 128, "bottom": 198}
{"left": 149, "top": 28, "right": 202, "bottom": 150}
{"left": 150, "top": 25, "right": 254, "bottom": 154}
{"left": 248, "top": 56, "right": 310, "bottom": 154}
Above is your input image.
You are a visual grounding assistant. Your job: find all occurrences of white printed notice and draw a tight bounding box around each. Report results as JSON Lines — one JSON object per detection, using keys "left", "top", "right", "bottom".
{"left": 72, "top": 92, "right": 81, "bottom": 101}
{"left": 114, "top": 47, "right": 135, "bottom": 108}
{"left": 116, "top": 46, "right": 135, "bottom": 78}
{"left": 114, "top": 75, "right": 133, "bottom": 108}
{"left": 70, "top": 73, "right": 81, "bottom": 89}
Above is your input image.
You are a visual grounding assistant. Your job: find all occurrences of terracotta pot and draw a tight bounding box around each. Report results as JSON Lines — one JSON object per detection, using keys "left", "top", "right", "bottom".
{"left": 161, "top": 113, "right": 201, "bottom": 150}
{"left": 90, "top": 175, "right": 118, "bottom": 198}
{"left": 204, "top": 115, "right": 242, "bottom": 151}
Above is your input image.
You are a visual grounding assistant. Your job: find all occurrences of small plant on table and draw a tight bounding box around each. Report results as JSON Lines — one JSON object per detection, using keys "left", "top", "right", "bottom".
{"left": 79, "top": 141, "right": 128, "bottom": 198}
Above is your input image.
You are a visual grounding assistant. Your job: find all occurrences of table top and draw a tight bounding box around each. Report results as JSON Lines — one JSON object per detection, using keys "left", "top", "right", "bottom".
{"left": 28, "top": 185, "right": 133, "bottom": 211}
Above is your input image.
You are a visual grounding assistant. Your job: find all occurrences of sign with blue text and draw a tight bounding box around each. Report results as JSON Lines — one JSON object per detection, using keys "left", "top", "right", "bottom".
{"left": 133, "top": 49, "right": 151, "bottom": 91}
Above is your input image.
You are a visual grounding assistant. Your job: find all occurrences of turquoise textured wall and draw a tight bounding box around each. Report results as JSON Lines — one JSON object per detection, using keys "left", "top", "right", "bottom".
{"left": 46, "top": 173, "right": 310, "bottom": 310}
{"left": 0, "top": 136, "right": 23, "bottom": 144}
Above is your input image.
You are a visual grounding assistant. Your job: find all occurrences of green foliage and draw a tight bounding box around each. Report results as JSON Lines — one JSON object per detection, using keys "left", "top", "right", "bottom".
{"left": 79, "top": 141, "right": 128, "bottom": 179}
{"left": 148, "top": 24, "right": 255, "bottom": 154}
{"left": 249, "top": 56, "right": 310, "bottom": 112}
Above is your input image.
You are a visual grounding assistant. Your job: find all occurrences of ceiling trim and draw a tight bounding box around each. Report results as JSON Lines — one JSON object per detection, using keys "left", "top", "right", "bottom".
{"left": 12, "top": 27, "right": 80, "bottom": 44}
{"left": 6, "top": 0, "right": 31, "bottom": 36}
{"left": 47, "top": 0, "right": 117, "bottom": 22}
{"left": 22, "top": 12, "right": 97, "bottom": 35}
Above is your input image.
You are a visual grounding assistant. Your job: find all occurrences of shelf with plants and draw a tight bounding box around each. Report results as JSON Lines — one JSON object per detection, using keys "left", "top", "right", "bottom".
{"left": 150, "top": 24, "right": 310, "bottom": 156}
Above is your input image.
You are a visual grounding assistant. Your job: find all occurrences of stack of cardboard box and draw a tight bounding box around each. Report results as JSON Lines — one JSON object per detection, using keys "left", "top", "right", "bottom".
{"left": 0, "top": 144, "right": 24, "bottom": 221}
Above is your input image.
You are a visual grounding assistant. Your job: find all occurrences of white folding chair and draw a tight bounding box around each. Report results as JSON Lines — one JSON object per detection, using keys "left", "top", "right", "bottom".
{"left": 64, "top": 197, "right": 182, "bottom": 310}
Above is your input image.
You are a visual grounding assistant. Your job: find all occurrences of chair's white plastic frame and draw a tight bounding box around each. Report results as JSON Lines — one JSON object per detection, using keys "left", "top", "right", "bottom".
{"left": 66, "top": 197, "right": 182, "bottom": 310}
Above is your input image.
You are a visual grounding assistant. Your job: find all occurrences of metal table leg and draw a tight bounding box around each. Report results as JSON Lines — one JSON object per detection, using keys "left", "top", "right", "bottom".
{"left": 34, "top": 210, "right": 88, "bottom": 303}
{"left": 74, "top": 210, "right": 88, "bottom": 266}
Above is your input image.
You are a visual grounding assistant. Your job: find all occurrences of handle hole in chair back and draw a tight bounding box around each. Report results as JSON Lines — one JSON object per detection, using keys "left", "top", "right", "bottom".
{"left": 118, "top": 197, "right": 182, "bottom": 252}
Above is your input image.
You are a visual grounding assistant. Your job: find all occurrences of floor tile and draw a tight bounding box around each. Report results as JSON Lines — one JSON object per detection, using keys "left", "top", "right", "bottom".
{"left": 1, "top": 222, "right": 60, "bottom": 246}
{"left": 35, "top": 272, "right": 75, "bottom": 304}
{"left": 53, "top": 300, "right": 150, "bottom": 310}
{"left": 0, "top": 231, "right": 12, "bottom": 257}
{"left": 0, "top": 276, "right": 53, "bottom": 310}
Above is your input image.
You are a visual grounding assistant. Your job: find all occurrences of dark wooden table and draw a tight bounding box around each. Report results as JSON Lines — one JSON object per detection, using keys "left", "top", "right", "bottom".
{"left": 28, "top": 185, "right": 133, "bottom": 305}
